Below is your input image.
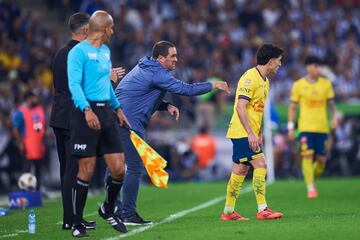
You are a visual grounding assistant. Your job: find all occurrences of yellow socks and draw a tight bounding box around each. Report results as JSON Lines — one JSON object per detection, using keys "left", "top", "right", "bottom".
{"left": 224, "top": 173, "right": 245, "bottom": 214}
{"left": 302, "top": 158, "right": 315, "bottom": 192}
{"left": 253, "top": 168, "right": 267, "bottom": 212}
{"left": 313, "top": 161, "right": 325, "bottom": 179}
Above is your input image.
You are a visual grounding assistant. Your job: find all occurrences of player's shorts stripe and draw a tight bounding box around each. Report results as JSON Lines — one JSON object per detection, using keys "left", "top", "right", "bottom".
{"left": 238, "top": 95, "right": 251, "bottom": 101}
{"left": 300, "top": 149, "right": 314, "bottom": 156}
{"left": 252, "top": 153, "right": 264, "bottom": 159}
{"left": 239, "top": 157, "right": 248, "bottom": 163}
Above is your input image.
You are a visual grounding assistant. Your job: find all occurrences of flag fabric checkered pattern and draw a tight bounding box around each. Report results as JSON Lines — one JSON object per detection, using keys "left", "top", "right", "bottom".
{"left": 129, "top": 130, "right": 169, "bottom": 188}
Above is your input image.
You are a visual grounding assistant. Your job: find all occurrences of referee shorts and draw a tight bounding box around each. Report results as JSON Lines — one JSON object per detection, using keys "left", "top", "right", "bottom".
{"left": 70, "top": 101, "right": 123, "bottom": 157}
{"left": 231, "top": 138, "right": 264, "bottom": 166}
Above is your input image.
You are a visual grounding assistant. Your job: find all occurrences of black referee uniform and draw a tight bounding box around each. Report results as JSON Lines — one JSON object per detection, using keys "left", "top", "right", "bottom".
{"left": 50, "top": 40, "right": 91, "bottom": 229}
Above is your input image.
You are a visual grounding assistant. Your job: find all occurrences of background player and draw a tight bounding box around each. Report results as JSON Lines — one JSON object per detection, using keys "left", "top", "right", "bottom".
{"left": 221, "top": 44, "right": 284, "bottom": 221}
{"left": 288, "top": 56, "right": 337, "bottom": 199}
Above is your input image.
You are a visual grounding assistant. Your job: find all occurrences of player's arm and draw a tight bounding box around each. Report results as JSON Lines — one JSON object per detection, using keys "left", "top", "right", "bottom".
{"left": 327, "top": 81, "right": 337, "bottom": 129}
{"left": 11, "top": 111, "right": 25, "bottom": 154}
{"left": 288, "top": 82, "right": 299, "bottom": 140}
{"left": 287, "top": 101, "right": 298, "bottom": 140}
{"left": 236, "top": 98, "right": 259, "bottom": 152}
{"left": 328, "top": 99, "right": 337, "bottom": 129}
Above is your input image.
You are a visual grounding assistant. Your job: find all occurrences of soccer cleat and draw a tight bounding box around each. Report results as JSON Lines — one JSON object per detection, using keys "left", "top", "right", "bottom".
{"left": 72, "top": 224, "right": 88, "bottom": 238}
{"left": 257, "top": 208, "right": 283, "bottom": 220}
{"left": 82, "top": 219, "right": 96, "bottom": 230}
{"left": 122, "top": 213, "right": 153, "bottom": 226}
{"left": 98, "top": 204, "right": 128, "bottom": 233}
{"left": 220, "top": 212, "right": 250, "bottom": 221}
{"left": 307, "top": 190, "right": 318, "bottom": 199}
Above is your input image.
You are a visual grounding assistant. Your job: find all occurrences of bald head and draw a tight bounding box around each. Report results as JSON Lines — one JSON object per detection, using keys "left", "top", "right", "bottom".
{"left": 89, "top": 10, "right": 113, "bottom": 33}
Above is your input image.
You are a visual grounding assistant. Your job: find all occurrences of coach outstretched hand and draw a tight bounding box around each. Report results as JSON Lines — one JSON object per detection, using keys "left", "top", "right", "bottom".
{"left": 211, "top": 81, "right": 231, "bottom": 94}
{"left": 167, "top": 104, "right": 180, "bottom": 121}
{"left": 116, "top": 108, "right": 131, "bottom": 128}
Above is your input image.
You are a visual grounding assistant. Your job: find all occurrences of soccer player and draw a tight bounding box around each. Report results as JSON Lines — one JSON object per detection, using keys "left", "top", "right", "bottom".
{"left": 288, "top": 56, "right": 336, "bottom": 199}
{"left": 221, "top": 44, "right": 284, "bottom": 221}
{"left": 114, "top": 40, "right": 230, "bottom": 225}
{"left": 67, "top": 11, "right": 130, "bottom": 237}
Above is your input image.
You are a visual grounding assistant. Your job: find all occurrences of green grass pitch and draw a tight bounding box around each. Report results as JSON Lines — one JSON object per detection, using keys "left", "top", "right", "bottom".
{"left": 1, "top": 178, "right": 360, "bottom": 240}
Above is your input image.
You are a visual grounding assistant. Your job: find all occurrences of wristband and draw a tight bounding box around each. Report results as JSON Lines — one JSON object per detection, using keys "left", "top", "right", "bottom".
{"left": 287, "top": 122, "right": 294, "bottom": 130}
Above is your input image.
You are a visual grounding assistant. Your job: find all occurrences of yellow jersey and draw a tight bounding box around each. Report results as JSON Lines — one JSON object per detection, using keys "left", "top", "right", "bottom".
{"left": 227, "top": 67, "right": 269, "bottom": 139}
{"left": 290, "top": 77, "right": 334, "bottom": 133}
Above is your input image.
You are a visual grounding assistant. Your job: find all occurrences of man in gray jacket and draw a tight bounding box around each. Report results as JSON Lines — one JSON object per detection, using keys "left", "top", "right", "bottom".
{"left": 115, "top": 41, "right": 230, "bottom": 225}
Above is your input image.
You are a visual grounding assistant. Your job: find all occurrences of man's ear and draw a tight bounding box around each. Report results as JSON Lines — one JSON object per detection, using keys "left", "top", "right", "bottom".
{"left": 157, "top": 55, "right": 165, "bottom": 64}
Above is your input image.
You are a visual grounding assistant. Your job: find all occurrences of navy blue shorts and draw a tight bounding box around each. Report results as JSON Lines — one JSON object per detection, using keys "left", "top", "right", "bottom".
{"left": 231, "top": 138, "right": 264, "bottom": 166}
{"left": 299, "top": 132, "right": 328, "bottom": 157}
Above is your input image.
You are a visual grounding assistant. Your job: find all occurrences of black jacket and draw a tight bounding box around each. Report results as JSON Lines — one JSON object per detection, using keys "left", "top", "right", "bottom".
{"left": 50, "top": 40, "right": 79, "bottom": 130}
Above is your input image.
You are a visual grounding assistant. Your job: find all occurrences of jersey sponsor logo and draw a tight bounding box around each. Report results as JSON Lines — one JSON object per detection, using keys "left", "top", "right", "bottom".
{"left": 305, "top": 99, "right": 326, "bottom": 108}
{"left": 88, "top": 53, "right": 98, "bottom": 60}
{"left": 252, "top": 100, "right": 264, "bottom": 112}
{"left": 239, "top": 87, "right": 251, "bottom": 94}
{"left": 74, "top": 144, "right": 87, "bottom": 151}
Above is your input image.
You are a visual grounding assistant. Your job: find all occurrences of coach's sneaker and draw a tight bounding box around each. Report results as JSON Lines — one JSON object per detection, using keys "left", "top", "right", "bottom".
{"left": 257, "top": 208, "right": 283, "bottom": 220}
{"left": 221, "top": 212, "right": 250, "bottom": 221}
{"left": 98, "top": 204, "right": 128, "bottom": 233}
{"left": 122, "top": 212, "right": 153, "bottom": 226}
{"left": 72, "top": 224, "right": 88, "bottom": 238}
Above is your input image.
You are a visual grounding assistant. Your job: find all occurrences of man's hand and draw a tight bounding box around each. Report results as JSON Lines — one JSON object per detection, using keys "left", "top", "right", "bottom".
{"left": 211, "top": 81, "right": 231, "bottom": 94}
{"left": 116, "top": 108, "right": 131, "bottom": 128}
{"left": 167, "top": 104, "right": 180, "bottom": 121}
{"left": 110, "top": 67, "right": 126, "bottom": 83}
{"left": 85, "top": 109, "right": 101, "bottom": 130}
{"left": 258, "top": 132, "right": 263, "bottom": 146}
{"left": 288, "top": 129, "right": 295, "bottom": 141}
{"left": 248, "top": 132, "right": 260, "bottom": 152}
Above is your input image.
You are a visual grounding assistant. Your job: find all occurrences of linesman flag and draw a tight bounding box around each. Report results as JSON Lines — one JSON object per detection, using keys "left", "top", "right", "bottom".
{"left": 129, "top": 130, "right": 169, "bottom": 188}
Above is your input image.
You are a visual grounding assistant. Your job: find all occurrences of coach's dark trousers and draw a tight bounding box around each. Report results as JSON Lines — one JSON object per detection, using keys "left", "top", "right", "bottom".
{"left": 106, "top": 126, "right": 145, "bottom": 218}
{"left": 53, "top": 127, "right": 78, "bottom": 225}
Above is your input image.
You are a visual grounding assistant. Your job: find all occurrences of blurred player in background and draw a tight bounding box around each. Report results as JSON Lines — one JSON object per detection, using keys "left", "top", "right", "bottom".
{"left": 288, "top": 56, "right": 337, "bottom": 199}
{"left": 222, "top": 44, "right": 284, "bottom": 221}
{"left": 12, "top": 91, "right": 45, "bottom": 191}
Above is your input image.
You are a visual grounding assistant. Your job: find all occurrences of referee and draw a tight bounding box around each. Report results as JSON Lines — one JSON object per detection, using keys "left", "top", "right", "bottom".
{"left": 50, "top": 12, "right": 95, "bottom": 230}
{"left": 67, "top": 10, "right": 129, "bottom": 238}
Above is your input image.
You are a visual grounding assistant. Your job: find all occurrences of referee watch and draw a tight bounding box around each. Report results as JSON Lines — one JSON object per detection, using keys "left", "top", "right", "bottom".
{"left": 83, "top": 106, "right": 91, "bottom": 113}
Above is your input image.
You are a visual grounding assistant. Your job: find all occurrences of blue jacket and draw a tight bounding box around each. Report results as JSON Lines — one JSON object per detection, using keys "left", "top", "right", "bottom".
{"left": 115, "top": 56, "right": 212, "bottom": 136}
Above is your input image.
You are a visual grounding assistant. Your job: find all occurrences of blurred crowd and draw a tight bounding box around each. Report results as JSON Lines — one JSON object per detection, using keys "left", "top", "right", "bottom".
{"left": 0, "top": 0, "right": 359, "bottom": 191}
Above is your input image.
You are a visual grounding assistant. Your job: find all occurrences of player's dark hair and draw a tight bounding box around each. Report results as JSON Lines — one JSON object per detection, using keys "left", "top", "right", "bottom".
{"left": 304, "top": 56, "right": 322, "bottom": 65}
{"left": 256, "top": 44, "right": 283, "bottom": 65}
{"left": 152, "top": 41, "right": 175, "bottom": 58}
{"left": 68, "top": 12, "right": 90, "bottom": 33}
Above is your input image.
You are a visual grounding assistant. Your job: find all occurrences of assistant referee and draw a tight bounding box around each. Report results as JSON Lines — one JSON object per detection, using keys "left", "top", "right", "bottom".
{"left": 50, "top": 12, "right": 95, "bottom": 230}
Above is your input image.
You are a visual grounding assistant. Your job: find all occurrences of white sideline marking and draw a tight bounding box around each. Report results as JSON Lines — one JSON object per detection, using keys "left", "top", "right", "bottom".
{"left": 0, "top": 230, "right": 27, "bottom": 239}
{"left": 102, "top": 186, "right": 253, "bottom": 240}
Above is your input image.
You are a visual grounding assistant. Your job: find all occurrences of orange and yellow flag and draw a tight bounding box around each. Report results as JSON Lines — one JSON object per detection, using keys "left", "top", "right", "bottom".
{"left": 129, "top": 130, "right": 169, "bottom": 188}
